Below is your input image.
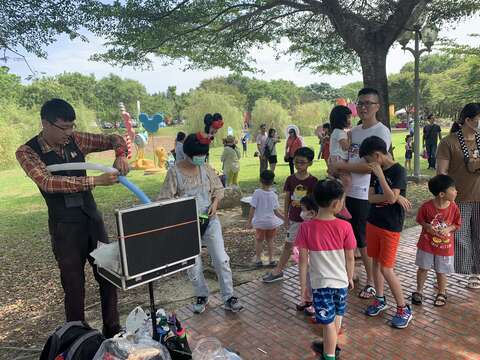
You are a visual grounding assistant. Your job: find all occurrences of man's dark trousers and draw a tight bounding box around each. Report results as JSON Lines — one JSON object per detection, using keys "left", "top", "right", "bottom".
{"left": 426, "top": 142, "right": 437, "bottom": 169}
{"left": 50, "top": 214, "right": 119, "bottom": 335}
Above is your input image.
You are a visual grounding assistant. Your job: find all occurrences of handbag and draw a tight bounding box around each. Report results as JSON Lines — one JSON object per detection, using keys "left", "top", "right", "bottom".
{"left": 198, "top": 214, "right": 210, "bottom": 236}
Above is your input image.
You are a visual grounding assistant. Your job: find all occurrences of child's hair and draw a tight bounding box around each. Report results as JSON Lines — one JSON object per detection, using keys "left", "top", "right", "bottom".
{"left": 359, "top": 136, "right": 388, "bottom": 158}
{"left": 329, "top": 105, "right": 352, "bottom": 131}
{"left": 260, "top": 169, "right": 275, "bottom": 186}
{"left": 428, "top": 174, "right": 455, "bottom": 196}
{"left": 313, "top": 178, "right": 345, "bottom": 208}
{"left": 268, "top": 128, "right": 276, "bottom": 137}
{"left": 405, "top": 134, "right": 413, "bottom": 142}
{"left": 300, "top": 195, "right": 319, "bottom": 213}
{"left": 176, "top": 131, "right": 186, "bottom": 142}
{"left": 293, "top": 147, "right": 314, "bottom": 162}
{"left": 322, "top": 122, "right": 330, "bottom": 131}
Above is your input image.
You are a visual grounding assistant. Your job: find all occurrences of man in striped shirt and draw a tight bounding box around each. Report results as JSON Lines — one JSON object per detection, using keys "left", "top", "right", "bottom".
{"left": 16, "top": 98, "right": 129, "bottom": 338}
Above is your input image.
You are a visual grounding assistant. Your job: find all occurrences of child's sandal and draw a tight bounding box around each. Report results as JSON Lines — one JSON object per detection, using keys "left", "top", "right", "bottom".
{"left": 433, "top": 293, "right": 447, "bottom": 307}
{"left": 411, "top": 292, "right": 423, "bottom": 305}
{"left": 296, "top": 301, "right": 312, "bottom": 311}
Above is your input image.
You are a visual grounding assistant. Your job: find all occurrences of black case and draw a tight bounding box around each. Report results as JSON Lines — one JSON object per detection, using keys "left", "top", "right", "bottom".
{"left": 98, "top": 197, "right": 201, "bottom": 290}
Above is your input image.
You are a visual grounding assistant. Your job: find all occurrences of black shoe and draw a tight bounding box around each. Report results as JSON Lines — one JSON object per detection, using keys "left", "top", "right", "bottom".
{"left": 311, "top": 341, "right": 341, "bottom": 358}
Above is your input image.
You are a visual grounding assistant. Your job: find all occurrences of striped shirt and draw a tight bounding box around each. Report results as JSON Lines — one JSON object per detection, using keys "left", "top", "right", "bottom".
{"left": 295, "top": 218, "right": 356, "bottom": 289}
{"left": 16, "top": 131, "right": 127, "bottom": 193}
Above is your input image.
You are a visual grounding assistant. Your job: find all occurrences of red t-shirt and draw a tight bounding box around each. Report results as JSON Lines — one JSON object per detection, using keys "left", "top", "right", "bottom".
{"left": 284, "top": 174, "right": 318, "bottom": 222}
{"left": 416, "top": 200, "right": 461, "bottom": 256}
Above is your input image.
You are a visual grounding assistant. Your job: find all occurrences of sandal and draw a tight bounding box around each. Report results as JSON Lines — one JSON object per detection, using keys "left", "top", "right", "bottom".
{"left": 266, "top": 260, "right": 278, "bottom": 268}
{"left": 467, "top": 275, "right": 480, "bottom": 289}
{"left": 434, "top": 293, "right": 447, "bottom": 307}
{"left": 254, "top": 261, "right": 263, "bottom": 269}
{"left": 411, "top": 292, "right": 423, "bottom": 305}
{"left": 358, "top": 285, "right": 376, "bottom": 299}
{"left": 296, "top": 301, "right": 312, "bottom": 311}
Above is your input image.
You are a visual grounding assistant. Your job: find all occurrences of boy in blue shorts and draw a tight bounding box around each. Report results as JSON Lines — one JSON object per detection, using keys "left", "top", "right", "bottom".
{"left": 297, "top": 179, "right": 356, "bottom": 360}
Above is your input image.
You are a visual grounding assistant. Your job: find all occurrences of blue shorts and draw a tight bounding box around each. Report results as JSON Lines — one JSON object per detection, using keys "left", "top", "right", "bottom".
{"left": 312, "top": 287, "right": 348, "bottom": 325}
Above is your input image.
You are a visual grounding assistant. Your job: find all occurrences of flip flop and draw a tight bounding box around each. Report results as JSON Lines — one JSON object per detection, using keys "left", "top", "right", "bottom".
{"left": 433, "top": 293, "right": 447, "bottom": 307}
{"left": 296, "top": 301, "right": 313, "bottom": 311}
{"left": 358, "top": 285, "right": 376, "bottom": 299}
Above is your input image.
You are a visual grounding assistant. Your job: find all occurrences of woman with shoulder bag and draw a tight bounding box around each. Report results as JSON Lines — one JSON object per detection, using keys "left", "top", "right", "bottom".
{"left": 157, "top": 133, "right": 243, "bottom": 313}
{"left": 265, "top": 128, "right": 280, "bottom": 174}
{"left": 437, "top": 103, "right": 480, "bottom": 289}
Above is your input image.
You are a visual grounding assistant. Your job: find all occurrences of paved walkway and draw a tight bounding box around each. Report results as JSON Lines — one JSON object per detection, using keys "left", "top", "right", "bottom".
{"left": 176, "top": 227, "right": 480, "bottom": 360}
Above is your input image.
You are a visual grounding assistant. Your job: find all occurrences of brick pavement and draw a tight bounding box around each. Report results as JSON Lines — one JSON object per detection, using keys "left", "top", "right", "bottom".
{"left": 177, "top": 226, "right": 480, "bottom": 360}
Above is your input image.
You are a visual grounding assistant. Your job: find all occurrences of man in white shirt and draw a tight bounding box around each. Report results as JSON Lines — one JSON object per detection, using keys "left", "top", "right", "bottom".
{"left": 256, "top": 123, "right": 268, "bottom": 175}
{"left": 329, "top": 88, "right": 391, "bottom": 300}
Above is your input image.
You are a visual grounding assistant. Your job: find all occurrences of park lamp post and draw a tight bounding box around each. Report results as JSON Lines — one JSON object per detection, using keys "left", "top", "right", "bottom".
{"left": 398, "top": 24, "right": 438, "bottom": 179}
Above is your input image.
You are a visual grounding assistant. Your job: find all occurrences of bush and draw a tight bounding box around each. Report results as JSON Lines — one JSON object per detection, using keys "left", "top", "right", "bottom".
{"left": 251, "top": 98, "right": 291, "bottom": 136}
{"left": 182, "top": 90, "right": 244, "bottom": 147}
{"left": 291, "top": 101, "right": 332, "bottom": 136}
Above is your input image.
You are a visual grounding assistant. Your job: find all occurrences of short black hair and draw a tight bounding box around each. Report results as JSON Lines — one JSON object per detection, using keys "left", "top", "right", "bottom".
{"left": 330, "top": 105, "right": 352, "bottom": 131}
{"left": 405, "top": 134, "right": 413, "bottom": 141}
{"left": 357, "top": 87, "right": 380, "bottom": 99}
{"left": 322, "top": 123, "right": 330, "bottom": 130}
{"left": 182, "top": 133, "right": 209, "bottom": 158}
{"left": 176, "top": 131, "right": 186, "bottom": 142}
{"left": 294, "top": 147, "right": 314, "bottom": 162}
{"left": 300, "top": 195, "right": 319, "bottom": 213}
{"left": 40, "top": 98, "right": 76, "bottom": 123}
{"left": 427, "top": 114, "right": 434, "bottom": 120}
{"left": 428, "top": 175, "right": 455, "bottom": 196}
{"left": 359, "top": 136, "right": 388, "bottom": 158}
{"left": 260, "top": 169, "right": 275, "bottom": 185}
{"left": 268, "top": 128, "right": 276, "bottom": 137}
{"left": 313, "top": 179, "right": 345, "bottom": 208}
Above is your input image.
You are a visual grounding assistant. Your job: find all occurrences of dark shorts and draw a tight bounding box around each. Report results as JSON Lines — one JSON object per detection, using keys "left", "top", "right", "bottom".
{"left": 312, "top": 287, "right": 348, "bottom": 325}
{"left": 268, "top": 155, "right": 277, "bottom": 164}
{"left": 346, "top": 196, "right": 370, "bottom": 248}
{"left": 405, "top": 150, "right": 413, "bottom": 160}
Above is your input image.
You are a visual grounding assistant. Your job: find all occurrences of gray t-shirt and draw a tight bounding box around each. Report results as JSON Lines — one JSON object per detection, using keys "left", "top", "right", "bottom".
{"left": 348, "top": 122, "right": 391, "bottom": 200}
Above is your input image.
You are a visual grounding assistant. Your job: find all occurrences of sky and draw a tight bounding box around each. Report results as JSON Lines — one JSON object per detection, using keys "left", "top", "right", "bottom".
{"left": 5, "top": 14, "right": 480, "bottom": 94}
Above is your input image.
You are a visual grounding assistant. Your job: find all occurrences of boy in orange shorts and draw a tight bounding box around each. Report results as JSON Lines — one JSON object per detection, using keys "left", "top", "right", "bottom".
{"left": 359, "top": 136, "right": 413, "bottom": 329}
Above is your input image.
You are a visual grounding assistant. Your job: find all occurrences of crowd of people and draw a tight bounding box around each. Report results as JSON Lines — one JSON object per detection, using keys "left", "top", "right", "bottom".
{"left": 15, "top": 91, "right": 480, "bottom": 360}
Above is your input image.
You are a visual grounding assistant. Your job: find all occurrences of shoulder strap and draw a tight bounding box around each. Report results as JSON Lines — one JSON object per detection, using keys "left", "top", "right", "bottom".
{"left": 65, "top": 330, "right": 101, "bottom": 360}
{"left": 457, "top": 129, "right": 480, "bottom": 170}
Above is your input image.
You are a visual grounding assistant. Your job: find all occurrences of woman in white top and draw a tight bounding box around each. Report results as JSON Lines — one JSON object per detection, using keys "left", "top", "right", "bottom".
{"left": 247, "top": 170, "right": 285, "bottom": 268}
{"left": 329, "top": 105, "right": 353, "bottom": 192}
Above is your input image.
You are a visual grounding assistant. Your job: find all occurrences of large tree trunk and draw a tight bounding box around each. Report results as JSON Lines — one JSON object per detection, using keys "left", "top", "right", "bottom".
{"left": 359, "top": 47, "right": 390, "bottom": 128}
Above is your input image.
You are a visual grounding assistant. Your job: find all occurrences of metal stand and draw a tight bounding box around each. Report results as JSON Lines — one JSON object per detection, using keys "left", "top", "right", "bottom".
{"left": 148, "top": 282, "right": 160, "bottom": 341}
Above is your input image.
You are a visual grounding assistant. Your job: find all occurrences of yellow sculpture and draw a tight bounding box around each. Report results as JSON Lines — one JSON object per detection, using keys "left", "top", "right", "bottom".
{"left": 144, "top": 146, "right": 168, "bottom": 175}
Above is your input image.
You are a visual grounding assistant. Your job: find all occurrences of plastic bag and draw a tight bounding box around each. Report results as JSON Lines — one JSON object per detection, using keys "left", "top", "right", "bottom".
{"left": 191, "top": 338, "right": 242, "bottom": 360}
{"left": 93, "top": 335, "right": 172, "bottom": 360}
{"left": 90, "top": 242, "right": 121, "bottom": 273}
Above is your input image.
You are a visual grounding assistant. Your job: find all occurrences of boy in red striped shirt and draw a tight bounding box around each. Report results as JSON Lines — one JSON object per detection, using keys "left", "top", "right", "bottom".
{"left": 297, "top": 179, "right": 355, "bottom": 360}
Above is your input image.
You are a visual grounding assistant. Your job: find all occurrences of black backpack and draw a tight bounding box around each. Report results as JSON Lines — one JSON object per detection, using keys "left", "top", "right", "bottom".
{"left": 40, "top": 321, "right": 105, "bottom": 360}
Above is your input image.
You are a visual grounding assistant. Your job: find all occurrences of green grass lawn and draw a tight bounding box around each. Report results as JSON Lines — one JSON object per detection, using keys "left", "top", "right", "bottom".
{"left": 0, "top": 130, "right": 436, "bottom": 248}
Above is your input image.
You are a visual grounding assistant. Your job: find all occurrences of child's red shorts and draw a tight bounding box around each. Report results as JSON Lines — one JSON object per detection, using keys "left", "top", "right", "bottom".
{"left": 366, "top": 222, "right": 401, "bottom": 268}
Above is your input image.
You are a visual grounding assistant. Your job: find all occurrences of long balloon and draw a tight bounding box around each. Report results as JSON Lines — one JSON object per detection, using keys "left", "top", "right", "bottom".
{"left": 46, "top": 163, "right": 152, "bottom": 204}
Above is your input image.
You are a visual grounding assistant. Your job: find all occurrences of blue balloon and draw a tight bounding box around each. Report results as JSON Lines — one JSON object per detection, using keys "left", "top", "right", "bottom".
{"left": 118, "top": 176, "right": 152, "bottom": 204}
{"left": 139, "top": 112, "right": 164, "bottom": 133}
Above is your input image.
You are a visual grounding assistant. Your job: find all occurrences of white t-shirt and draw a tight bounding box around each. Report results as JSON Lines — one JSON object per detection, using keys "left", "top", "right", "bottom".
{"left": 348, "top": 122, "right": 391, "bottom": 200}
{"left": 256, "top": 133, "right": 268, "bottom": 155}
{"left": 251, "top": 189, "right": 283, "bottom": 230}
{"left": 329, "top": 128, "right": 349, "bottom": 160}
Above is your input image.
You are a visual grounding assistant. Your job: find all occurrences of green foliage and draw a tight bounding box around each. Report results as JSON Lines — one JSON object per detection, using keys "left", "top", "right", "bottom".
{"left": 182, "top": 90, "right": 244, "bottom": 146}
{"left": 199, "top": 78, "right": 247, "bottom": 110}
{"left": 302, "top": 83, "right": 341, "bottom": 103}
{"left": 400, "top": 53, "right": 461, "bottom": 74}
{"left": 291, "top": 101, "right": 332, "bottom": 136}
{"left": 337, "top": 81, "right": 363, "bottom": 101}
{"left": 251, "top": 98, "right": 291, "bottom": 136}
